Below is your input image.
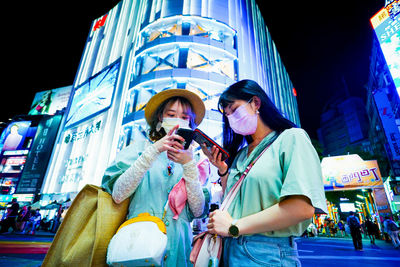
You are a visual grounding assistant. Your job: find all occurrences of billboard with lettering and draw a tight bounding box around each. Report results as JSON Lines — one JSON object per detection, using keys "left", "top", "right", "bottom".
{"left": 373, "top": 186, "right": 392, "bottom": 220}
{"left": 15, "top": 115, "right": 62, "bottom": 195}
{"left": 65, "top": 60, "right": 120, "bottom": 128}
{"left": 322, "top": 154, "right": 383, "bottom": 191}
{"left": 371, "top": 4, "right": 400, "bottom": 97}
{"left": 0, "top": 120, "right": 37, "bottom": 195}
{"left": 43, "top": 114, "right": 108, "bottom": 194}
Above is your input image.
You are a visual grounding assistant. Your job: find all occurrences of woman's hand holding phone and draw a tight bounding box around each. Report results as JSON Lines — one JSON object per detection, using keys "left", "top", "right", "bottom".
{"left": 154, "top": 125, "right": 185, "bottom": 153}
{"left": 201, "top": 144, "right": 228, "bottom": 175}
{"left": 157, "top": 125, "right": 192, "bottom": 165}
{"left": 167, "top": 144, "right": 193, "bottom": 165}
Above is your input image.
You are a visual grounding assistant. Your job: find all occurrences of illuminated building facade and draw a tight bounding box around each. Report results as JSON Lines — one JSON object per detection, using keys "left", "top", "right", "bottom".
{"left": 368, "top": 2, "right": 400, "bottom": 179}
{"left": 42, "top": 0, "right": 299, "bottom": 200}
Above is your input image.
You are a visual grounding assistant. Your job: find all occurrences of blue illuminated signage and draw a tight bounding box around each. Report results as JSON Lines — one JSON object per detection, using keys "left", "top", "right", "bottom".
{"left": 371, "top": 6, "right": 400, "bottom": 97}
{"left": 65, "top": 60, "right": 120, "bottom": 128}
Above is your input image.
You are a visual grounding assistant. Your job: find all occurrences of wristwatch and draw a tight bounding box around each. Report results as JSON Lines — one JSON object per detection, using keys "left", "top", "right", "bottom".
{"left": 228, "top": 219, "right": 239, "bottom": 238}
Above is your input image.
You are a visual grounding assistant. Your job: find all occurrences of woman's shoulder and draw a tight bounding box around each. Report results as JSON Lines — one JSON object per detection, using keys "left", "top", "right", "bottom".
{"left": 112, "top": 140, "right": 152, "bottom": 166}
{"left": 276, "top": 128, "right": 310, "bottom": 145}
{"left": 280, "top": 127, "right": 310, "bottom": 139}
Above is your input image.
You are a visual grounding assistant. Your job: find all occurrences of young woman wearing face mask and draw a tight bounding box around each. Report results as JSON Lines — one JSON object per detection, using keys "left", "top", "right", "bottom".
{"left": 202, "top": 80, "right": 327, "bottom": 266}
{"left": 102, "top": 89, "right": 210, "bottom": 266}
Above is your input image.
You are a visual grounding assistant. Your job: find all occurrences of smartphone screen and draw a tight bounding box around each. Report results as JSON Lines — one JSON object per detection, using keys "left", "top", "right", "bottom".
{"left": 193, "top": 129, "right": 229, "bottom": 160}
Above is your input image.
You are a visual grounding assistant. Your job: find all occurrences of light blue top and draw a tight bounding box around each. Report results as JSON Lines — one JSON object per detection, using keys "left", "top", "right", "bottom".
{"left": 102, "top": 141, "right": 210, "bottom": 266}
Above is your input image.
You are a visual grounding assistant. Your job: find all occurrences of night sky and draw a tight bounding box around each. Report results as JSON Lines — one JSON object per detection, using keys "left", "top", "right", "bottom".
{"left": 1, "top": 0, "right": 385, "bottom": 139}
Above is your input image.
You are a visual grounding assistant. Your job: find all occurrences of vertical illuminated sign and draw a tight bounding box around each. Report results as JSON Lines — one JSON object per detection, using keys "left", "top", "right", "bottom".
{"left": 371, "top": 5, "right": 400, "bottom": 97}
{"left": 16, "top": 115, "right": 62, "bottom": 194}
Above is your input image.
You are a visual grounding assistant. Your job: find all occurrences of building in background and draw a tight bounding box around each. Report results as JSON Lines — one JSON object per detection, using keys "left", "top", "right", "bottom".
{"left": 317, "top": 97, "right": 371, "bottom": 157}
{"left": 368, "top": 3, "right": 400, "bottom": 180}
{"left": 366, "top": 1, "right": 400, "bottom": 216}
{"left": 0, "top": 86, "right": 71, "bottom": 208}
{"left": 41, "top": 0, "right": 300, "bottom": 203}
{"left": 371, "top": 1, "right": 400, "bottom": 98}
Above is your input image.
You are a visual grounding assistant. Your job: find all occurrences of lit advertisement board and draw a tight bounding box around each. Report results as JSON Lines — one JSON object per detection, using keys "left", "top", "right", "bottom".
{"left": 46, "top": 114, "right": 107, "bottom": 194}
{"left": 0, "top": 155, "right": 27, "bottom": 195}
{"left": 0, "top": 121, "right": 34, "bottom": 153}
{"left": 339, "top": 203, "right": 356, "bottom": 212}
{"left": 28, "top": 86, "right": 72, "bottom": 115}
{"left": 16, "top": 115, "right": 62, "bottom": 194}
{"left": 373, "top": 89, "right": 400, "bottom": 163}
{"left": 373, "top": 186, "right": 392, "bottom": 219}
{"left": 65, "top": 60, "right": 120, "bottom": 128}
{"left": 322, "top": 154, "right": 383, "bottom": 191}
{"left": 371, "top": 6, "right": 400, "bottom": 97}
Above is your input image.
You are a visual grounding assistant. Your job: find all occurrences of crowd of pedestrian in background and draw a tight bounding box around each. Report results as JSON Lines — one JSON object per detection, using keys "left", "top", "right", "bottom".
{"left": 0, "top": 198, "right": 61, "bottom": 235}
{"left": 302, "top": 213, "right": 400, "bottom": 249}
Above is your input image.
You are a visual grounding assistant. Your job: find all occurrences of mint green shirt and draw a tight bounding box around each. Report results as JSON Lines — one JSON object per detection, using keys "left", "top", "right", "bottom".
{"left": 225, "top": 128, "right": 327, "bottom": 237}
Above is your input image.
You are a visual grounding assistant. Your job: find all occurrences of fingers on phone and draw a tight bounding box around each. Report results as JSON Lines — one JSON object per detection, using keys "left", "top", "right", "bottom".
{"left": 168, "top": 125, "right": 179, "bottom": 135}
{"left": 212, "top": 146, "right": 220, "bottom": 162}
{"left": 171, "top": 141, "right": 184, "bottom": 150}
{"left": 174, "top": 135, "right": 185, "bottom": 143}
{"left": 217, "top": 151, "right": 222, "bottom": 161}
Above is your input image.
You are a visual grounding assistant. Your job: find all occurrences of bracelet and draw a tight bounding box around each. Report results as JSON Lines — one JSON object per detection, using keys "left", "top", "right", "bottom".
{"left": 217, "top": 168, "right": 229, "bottom": 176}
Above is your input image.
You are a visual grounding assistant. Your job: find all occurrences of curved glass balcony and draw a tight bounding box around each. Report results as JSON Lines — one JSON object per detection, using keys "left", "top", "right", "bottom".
{"left": 138, "top": 15, "right": 236, "bottom": 48}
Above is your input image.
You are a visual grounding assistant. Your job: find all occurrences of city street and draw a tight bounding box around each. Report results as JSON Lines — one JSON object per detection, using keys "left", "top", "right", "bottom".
{"left": 0, "top": 233, "right": 399, "bottom": 266}
{"left": 298, "top": 236, "right": 400, "bottom": 267}
{"left": 0, "top": 231, "right": 52, "bottom": 267}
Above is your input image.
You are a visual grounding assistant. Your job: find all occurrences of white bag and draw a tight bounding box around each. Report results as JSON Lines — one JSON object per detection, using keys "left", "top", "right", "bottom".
{"left": 107, "top": 213, "right": 168, "bottom": 266}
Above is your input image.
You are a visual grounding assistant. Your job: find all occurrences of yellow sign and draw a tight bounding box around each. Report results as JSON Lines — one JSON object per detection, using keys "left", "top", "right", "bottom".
{"left": 321, "top": 154, "right": 383, "bottom": 191}
{"left": 370, "top": 8, "right": 389, "bottom": 29}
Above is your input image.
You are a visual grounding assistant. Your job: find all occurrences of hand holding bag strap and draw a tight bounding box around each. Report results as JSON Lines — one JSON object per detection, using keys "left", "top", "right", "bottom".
{"left": 220, "top": 142, "right": 274, "bottom": 211}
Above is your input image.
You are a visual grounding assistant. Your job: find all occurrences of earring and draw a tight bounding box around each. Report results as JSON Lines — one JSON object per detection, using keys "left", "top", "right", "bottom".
{"left": 156, "top": 121, "right": 162, "bottom": 132}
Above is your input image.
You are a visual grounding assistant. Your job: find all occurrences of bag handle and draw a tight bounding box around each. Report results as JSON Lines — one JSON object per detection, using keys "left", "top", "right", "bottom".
{"left": 220, "top": 141, "right": 274, "bottom": 211}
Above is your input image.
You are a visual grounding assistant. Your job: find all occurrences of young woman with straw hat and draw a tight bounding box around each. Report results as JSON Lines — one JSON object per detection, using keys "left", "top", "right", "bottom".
{"left": 102, "top": 89, "right": 209, "bottom": 266}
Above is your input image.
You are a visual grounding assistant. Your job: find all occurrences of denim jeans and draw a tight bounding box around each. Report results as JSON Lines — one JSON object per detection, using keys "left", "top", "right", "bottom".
{"left": 222, "top": 234, "right": 301, "bottom": 267}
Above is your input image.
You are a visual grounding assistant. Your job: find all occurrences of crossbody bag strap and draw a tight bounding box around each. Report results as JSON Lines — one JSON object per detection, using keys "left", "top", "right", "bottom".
{"left": 220, "top": 142, "right": 274, "bottom": 211}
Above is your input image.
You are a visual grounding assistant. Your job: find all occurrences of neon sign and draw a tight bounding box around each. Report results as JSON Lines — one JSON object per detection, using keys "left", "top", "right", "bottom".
{"left": 93, "top": 14, "right": 108, "bottom": 31}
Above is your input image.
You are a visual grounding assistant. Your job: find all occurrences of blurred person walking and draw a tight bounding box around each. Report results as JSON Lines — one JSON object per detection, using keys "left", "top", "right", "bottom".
{"left": 365, "top": 217, "right": 378, "bottom": 244}
{"left": 383, "top": 216, "right": 400, "bottom": 248}
{"left": 347, "top": 211, "right": 363, "bottom": 251}
{"left": 337, "top": 220, "right": 345, "bottom": 237}
{"left": 0, "top": 198, "right": 19, "bottom": 233}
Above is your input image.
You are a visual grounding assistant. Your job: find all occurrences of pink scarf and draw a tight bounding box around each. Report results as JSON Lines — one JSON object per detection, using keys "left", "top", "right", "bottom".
{"left": 168, "top": 159, "right": 211, "bottom": 220}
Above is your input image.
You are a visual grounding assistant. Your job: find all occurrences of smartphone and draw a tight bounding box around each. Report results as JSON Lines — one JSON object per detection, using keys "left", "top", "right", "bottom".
{"left": 192, "top": 129, "right": 229, "bottom": 161}
{"left": 176, "top": 128, "right": 194, "bottom": 150}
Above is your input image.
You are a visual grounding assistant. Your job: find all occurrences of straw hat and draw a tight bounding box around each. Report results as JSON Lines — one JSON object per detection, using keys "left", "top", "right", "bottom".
{"left": 144, "top": 89, "right": 205, "bottom": 125}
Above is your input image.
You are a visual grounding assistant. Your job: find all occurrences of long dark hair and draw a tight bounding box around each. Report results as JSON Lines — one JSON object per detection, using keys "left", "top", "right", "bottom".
{"left": 218, "top": 80, "right": 297, "bottom": 167}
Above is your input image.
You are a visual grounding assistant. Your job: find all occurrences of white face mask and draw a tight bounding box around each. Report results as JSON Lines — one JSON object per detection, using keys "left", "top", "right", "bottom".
{"left": 161, "top": 117, "right": 190, "bottom": 133}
